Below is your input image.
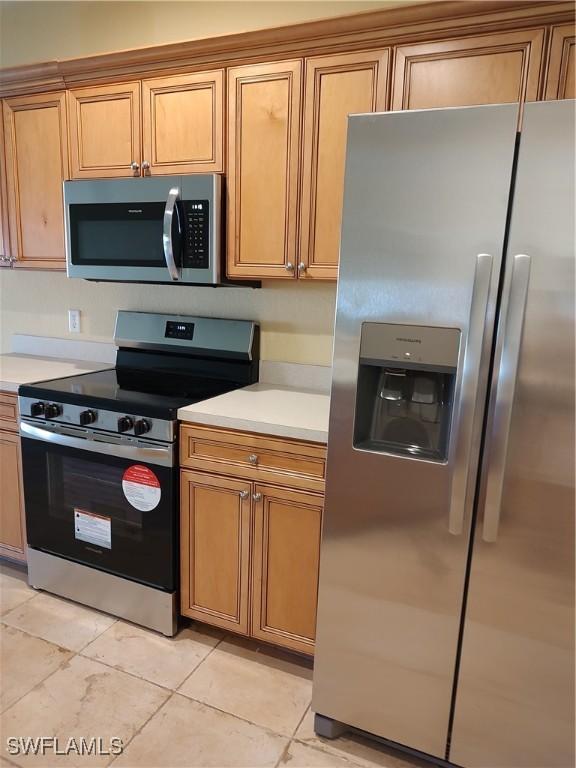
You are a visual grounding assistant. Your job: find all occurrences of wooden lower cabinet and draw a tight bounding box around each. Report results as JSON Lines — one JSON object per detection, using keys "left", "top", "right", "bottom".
{"left": 180, "top": 463, "right": 324, "bottom": 654}
{"left": 0, "top": 417, "right": 26, "bottom": 562}
{"left": 251, "top": 484, "right": 322, "bottom": 654}
{"left": 180, "top": 471, "right": 251, "bottom": 634}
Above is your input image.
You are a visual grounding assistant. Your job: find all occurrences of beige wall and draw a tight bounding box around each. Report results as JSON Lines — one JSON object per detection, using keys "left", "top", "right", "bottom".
{"left": 0, "top": 1, "right": 405, "bottom": 68}
{"left": 0, "top": 270, "right": 337, "bottom": 363}
{"left": 0, "top": 0, "right": 414, "bottom": 363}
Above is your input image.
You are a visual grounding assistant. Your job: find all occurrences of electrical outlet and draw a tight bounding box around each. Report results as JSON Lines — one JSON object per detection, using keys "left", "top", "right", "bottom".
{"left": 68, "top": 309, "right": 81, "bottom": 333}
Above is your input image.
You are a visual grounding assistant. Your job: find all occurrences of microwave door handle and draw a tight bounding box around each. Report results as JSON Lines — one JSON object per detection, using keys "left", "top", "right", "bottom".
{"left": 163, "top": 187, "right": 182, "bottom": 281}
{"left": 481, "top": 253, "right": 531, "bottom": 542}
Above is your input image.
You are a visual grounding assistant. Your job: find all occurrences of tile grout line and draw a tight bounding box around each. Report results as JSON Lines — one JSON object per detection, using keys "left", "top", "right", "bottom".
{"left": 106, "top": 690, "right": 176, "bottom": 768}
{"left": 0, "top": 634, "right": 76, "bottom": 717}
{"left": 171, "top": 627, "right": 227, "bottom": 692}
{"left": 274, "top": 703, "right": 312, "bottom": 768}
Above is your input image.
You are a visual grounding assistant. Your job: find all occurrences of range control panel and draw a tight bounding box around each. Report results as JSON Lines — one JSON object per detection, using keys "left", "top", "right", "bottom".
{"left": 182, "top": 200, "right": 209, "bottom": 269}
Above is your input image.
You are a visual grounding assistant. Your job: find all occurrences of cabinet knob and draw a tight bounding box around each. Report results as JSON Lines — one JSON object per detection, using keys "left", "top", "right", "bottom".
{"left": 142, "top": 160, "right": 151, "bottom": 174}
{"left": 248, "top": 454, "right": 258, "bottom": 465}
{"left": 285, "top": 262, "right": 295, "bottom": 272}
{"left": 130, "top": 161, "right": 140, "bottom": 174}
{"left": 252, "top": 492, "right": 262, "bottom": 502}
{"left": 239, "top": 490, "right": 249, "bottom": 500}
{"left": 298, "top": 262, "right": 307, "bottom": 274}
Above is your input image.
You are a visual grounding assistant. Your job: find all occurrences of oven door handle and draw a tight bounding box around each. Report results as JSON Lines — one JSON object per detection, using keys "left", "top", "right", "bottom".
{"left": 20, "top": 421, "right": 174, "bottom": 468}
{"left": 162, "top": 186, "right": 182, "bottom": 281}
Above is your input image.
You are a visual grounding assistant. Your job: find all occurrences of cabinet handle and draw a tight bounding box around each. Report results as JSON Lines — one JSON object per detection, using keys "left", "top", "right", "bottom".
{"left": 130, "top": 161, "right": 140, "bottom": 174}
{"left": 239, "top": 490, "right": 249, "bottom": 500}
{"left": 248, "top": 454, "right": 258, "bottom": 465}
{"left": 298, "top": 262, "right": 307, "bottom": 274}
{"left": 252, "top": 492, "right": 262, "bottom": 502}
{"left": 285, "top": 262, "right": 295, "bottom": 272}
{"left": 142, "top": 160, "right": 151, "bottom": 175}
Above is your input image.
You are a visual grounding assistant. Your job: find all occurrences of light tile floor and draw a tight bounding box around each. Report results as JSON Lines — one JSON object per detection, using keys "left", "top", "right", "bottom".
{"left": 0, "top": 562, "right": 426, "bottom": 768}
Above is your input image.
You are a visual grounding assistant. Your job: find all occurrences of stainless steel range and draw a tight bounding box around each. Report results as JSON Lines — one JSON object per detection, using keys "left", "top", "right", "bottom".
{"left": 18, "top": 311, "right": 259, "bottom": 635}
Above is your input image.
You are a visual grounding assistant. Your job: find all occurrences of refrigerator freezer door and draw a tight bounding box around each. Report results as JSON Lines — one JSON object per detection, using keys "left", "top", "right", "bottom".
{"left": 451, "top": 99, "right": 575, "bottom": 767}
{"left": 312, "top": 104, "right": 518, "bottom": 758}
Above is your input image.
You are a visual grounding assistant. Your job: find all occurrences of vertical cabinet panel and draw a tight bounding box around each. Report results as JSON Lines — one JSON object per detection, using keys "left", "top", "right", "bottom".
{"left": 545, "top": 24, "right": 575, "bottom": 99}
{"left": 142, "top": 70, "right": 224, "bottom": 174}
{"left": 392, "top": 29, "right": 545, "bottom": 110}
{"left": 0, "top": 430, "right": 25, "bottom": 560}
{"left": 227, "top": 60, "right": 302, "bottom": 279}
{"left": 180, "top": 471, "right": 251, "bottom": 635}
{"left": 252, "top": 484, "right": 322, "bottom": 654}
{"left": 3, "top": 92, "right": 68, "bottom": 270}
{"left": 300, "top": 50, "right": 390, "bottom": 280}
{"left": 68, "top": 82, "right": 141, "bottom": 178}
{"left": 0, "top": 106, "right": 10, "bottom": 264}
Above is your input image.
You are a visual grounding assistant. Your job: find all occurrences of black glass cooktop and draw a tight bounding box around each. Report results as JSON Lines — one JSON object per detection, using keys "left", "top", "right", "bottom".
{"left": 19, "top": 367, "right": 239, "bottom": 419}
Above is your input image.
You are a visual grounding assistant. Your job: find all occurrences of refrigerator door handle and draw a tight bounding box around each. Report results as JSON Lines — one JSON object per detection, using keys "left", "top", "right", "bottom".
{"left": 481, "top": 253, "right": 531, "bottom": 542}
{"left": 448, "top": 253, "right": 494, "bottom": 535}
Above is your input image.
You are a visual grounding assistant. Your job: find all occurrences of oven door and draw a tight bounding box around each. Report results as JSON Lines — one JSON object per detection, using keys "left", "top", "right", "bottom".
{"left": 20, "top": 421, "right": 177, "bottom": 591}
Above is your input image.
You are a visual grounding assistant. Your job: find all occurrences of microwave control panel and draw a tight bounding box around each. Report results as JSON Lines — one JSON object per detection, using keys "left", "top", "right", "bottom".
{"left": 182, "top": 200, "right": 210, "bottom": 269}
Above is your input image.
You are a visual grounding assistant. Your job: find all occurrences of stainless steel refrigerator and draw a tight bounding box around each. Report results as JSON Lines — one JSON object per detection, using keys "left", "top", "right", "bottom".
{"left": 312, "top": 99, "right": 574, "bottom": 768}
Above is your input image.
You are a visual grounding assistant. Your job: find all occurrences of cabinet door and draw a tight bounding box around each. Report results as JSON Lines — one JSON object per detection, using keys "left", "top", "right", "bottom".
{"left": 300, "top": 50, "right": 389, "bottom": 281}
{"left": 545, "top": 24, "right": 575, "bottom": 99}
{"left": 0, "top": 104, "right": 10, "bottom": 265}
{"left": 392, "top": 28, "right": 545, "bottom": 110}
{"left": 180, "top": 471, "right": 251, "bottom": 634}
{"left": 252, "top": 484, "right": 322, "bottom": 654}
{"left": 227, "top": 60, "right": 302, "bottom": 279}
{"left": 0, "top": 430, "right": 25, "bottom": 561}
{"left": 142, "top": 71, "right": 224, "bottom": 175}
{"left": 3, "top": 92, "right": 68, "bottom": 270}
{"left": 68, "top": 82, "right": 141, "bottom": 178}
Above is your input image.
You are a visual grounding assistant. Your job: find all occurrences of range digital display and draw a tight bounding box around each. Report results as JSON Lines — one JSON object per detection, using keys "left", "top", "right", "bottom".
{"left": 165, "top": 321, "right": 195, "bottom": 340}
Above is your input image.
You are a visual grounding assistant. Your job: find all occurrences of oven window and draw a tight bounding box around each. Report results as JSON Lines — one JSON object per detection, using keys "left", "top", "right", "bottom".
{"left": 22, "top": 437, "right": 177, "bottom": 591}
{"left": 51, "top": 455, "right": 145, "bottom": 544}
{"left": 69, "top": 202, "right": 166, "bottom": 266}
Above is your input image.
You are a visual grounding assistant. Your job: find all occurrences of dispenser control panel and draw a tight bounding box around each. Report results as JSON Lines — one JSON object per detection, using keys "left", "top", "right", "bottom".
{"left": 354, "top": 323, "right": 461, "bottom": 462}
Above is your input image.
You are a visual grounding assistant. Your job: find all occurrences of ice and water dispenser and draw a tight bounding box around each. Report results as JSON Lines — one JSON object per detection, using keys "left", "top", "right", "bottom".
{"left": 353, "top": 324, "right": 461, "bottom": 462}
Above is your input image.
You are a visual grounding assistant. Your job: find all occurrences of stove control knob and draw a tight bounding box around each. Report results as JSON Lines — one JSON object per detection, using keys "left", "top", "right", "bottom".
{"left": 44, "top": 403, "right": 62, "bottom": 419}
{"left": 117, "top": 416, "right": 134, "bottom": 433}
{"left": 79, "top": 409, "right": 97, "bottom": 426}
{"left": 133, "top": 419, "right": 151, "bottom": 436}
{"left": 30, "top": 401, "right": 45, "bottom": 417}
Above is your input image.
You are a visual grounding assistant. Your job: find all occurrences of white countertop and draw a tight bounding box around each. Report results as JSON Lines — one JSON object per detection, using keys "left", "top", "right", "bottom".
{"left": 178, "top": 383, "right": 330, "bottom": 443}
{"left": 0, "top": 353, "right": 110, "bottom": 393}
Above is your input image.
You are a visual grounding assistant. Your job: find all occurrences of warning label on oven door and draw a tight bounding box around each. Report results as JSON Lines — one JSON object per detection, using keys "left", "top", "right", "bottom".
{"left": 122, "top": 465, "right": 161, "bottom": 511}
{"left": 74, "top": 508, "right": 112, "bottom": 549}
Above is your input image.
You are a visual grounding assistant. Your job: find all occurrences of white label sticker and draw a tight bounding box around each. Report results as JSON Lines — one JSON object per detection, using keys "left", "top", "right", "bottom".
{"left": 74, "top": 508, "right": 111, "bottom": 549}
{"left": 122, "top": 465, "right": 161, "bottom": 511}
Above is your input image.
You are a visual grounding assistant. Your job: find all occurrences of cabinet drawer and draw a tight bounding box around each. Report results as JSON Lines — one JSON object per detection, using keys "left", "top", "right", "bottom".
{"left": 0, "top": 393, "right": 18, "bottom": 432}
{"left": 180, "top": 425, "right": 326, "bottom": 492}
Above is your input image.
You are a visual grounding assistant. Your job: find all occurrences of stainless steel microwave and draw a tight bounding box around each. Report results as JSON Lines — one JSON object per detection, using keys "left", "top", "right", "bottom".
{"left": 64, "top": 175, "right": 222, "bottom": 284}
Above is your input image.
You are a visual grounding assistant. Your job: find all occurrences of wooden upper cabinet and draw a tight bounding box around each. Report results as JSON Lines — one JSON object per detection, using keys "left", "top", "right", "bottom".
{"left": 251, "top": 484, "right": 322, "bottom": 655}
{"left": 227, "top": 60, "right": 302, "bottom": 279}
{"left": 0, "top": 108, "right": 10, "bottom": 264}
{"left": 142, "top": 70, "right": 224, "bottom": 175}
{"left": 300, "top": 50, "right": 390, "bottom": 280}
{"left": 180, "top": 470, "right": 251, "bottom": 635}
{"left": 3, "top": 92, "right": 68, "bottom": 270}
{"left": 545, "top": 24, "right": 575, "bottom": 99}
{"left": 392, "top": 28, "right": 546, "bottom": 110}
{"left": 68, "top": 82, "right": 141, "bottom": 178}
